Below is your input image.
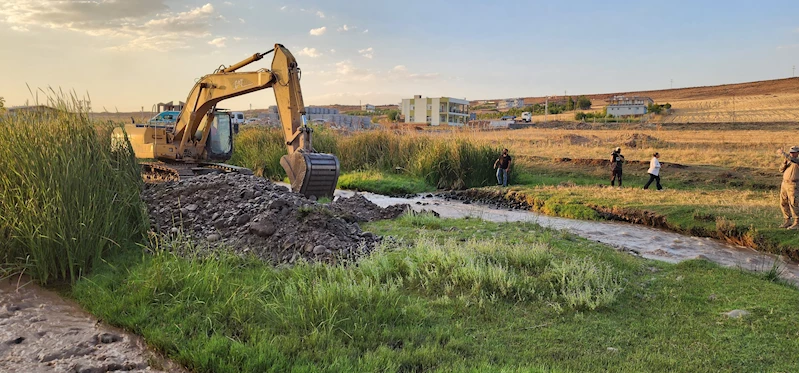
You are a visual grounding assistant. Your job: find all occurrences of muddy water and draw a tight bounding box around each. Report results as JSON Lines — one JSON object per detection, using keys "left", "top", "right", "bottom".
{"left": 334, "top": 190, "right": 799, "bottom": 285}
{"left": 0, "top": 277, "right": 185, "bottom": 373}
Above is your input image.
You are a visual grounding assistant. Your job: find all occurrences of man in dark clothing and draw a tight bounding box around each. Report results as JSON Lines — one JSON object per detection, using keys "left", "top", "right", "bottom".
{"left": 494, "top": 148, "right": 512, "bottom": 187}
{"left": 610, "top": 147, "right": 624, "bottom": 188}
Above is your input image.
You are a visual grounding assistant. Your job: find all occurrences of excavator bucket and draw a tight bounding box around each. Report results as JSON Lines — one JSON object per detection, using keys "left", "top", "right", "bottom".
{"left": 281, "top": 152, "right": 340, "bottom": 199}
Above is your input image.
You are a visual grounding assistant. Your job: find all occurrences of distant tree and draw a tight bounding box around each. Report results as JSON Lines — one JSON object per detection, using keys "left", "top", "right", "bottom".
{"left": 647, "top": 103, "right": 663, "bottom": 115}
{"left": 0, "top": 97, "right": 5, "bottom": 112}
{"left": 566, "top": 96, "right": 575, "bottom": 111}
{"left": 574, "top": 112, "right": 587, "bottom": 121}
{"left": 577, "top": 95, "right": 592, "bottom": 110}
{"left": 387, "top": 110, "right": 400, "bottom": 121}
{"left": 664, "top": 103, "right": 672, "bottom": 109}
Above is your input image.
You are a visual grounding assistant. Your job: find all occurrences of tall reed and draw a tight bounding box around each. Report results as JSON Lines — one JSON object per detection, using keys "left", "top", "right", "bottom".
{"left": 0, "top": 93, "right": 147, "bottom": 284}
{"left": 233, "top": 127, "right": 499, "bottom": 189}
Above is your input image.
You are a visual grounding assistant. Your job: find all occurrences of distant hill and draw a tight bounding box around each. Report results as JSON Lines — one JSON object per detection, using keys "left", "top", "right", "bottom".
{"left": 475, "top": 77, "right": 799, "bottom": 106}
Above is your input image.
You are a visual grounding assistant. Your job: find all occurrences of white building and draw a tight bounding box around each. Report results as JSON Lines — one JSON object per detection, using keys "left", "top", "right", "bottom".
{"left": 497, "top": 98, "right": 525, "bottom": 110}
{"left": 400, "top": 95, "right": 470, "bottom": 126}
{"left": 606, "top": 96, "right": 654, "bottom": 117}
{"left": 361, "top": 103, "right": 375, "bottom": 113}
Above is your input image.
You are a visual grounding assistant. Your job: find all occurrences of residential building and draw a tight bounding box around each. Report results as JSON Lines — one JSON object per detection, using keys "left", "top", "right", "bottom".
{"left": 606, "top": 96, "right": 654, "bottom": 117}
{"left": 497, "top": 98, "right": 525, "bottom": 110}
{"left": 361, "top": 103, "right": 375, "bottom": 113}
{"left": 400, "top": 95, "right": 470, "bottom": 126}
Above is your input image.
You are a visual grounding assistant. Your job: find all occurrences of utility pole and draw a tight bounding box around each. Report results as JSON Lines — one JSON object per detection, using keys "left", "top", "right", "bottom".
{"left": 793, "top": 65, "right": 796, "bottom": 77}
{"left": 670, "top": 79, "right": 673, "bottom": 89}
{"left": 544, "top": 96, "right": 549, "bottom": 123}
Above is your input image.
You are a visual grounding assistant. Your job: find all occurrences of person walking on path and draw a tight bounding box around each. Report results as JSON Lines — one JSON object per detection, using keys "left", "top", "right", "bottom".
{"left": 777, "top": 146, "right": 799, "bottom": 229}
{"left": 494, "top": 148, "right": 512, "bottom": 187}
{"left": 643, "top": 152, "right": 663, "bottom": 190}
{"left": 610, "top": 147, "right": 625, "bottom": 188}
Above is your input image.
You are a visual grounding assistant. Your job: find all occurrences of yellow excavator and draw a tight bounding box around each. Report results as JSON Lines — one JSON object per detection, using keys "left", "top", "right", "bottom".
{"left": 113, "top": 44, "right": 340, "bottom": 199}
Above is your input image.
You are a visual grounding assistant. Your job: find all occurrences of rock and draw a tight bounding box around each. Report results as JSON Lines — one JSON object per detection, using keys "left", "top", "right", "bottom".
{"left": 723, "top": 309, "right": 750, "bottom": 319}
{"left": 170, "top": 227, "right": 179, "bottom": 234}
{"left": 313, "top": 245, "right": 327, "bottom": 255}
{"left": 607, "top": 347, "right": 619, "bottom": 353}
{"left": 185, "top": 203, "right": 198, "bottom": 212}
{"left": 99, "top": 332, "right": 121, "bottom": 344}
{"left": 708, "top": 294, "right": 717, "bottom": 301}
{"left": 207, "top": 234, "right": 221, "bottom": 242}
{"left": 249, "top": 223, "right": 276, "bottom": 238}
{"left": 236, "top": 214, "right": 252, "bottom": 225}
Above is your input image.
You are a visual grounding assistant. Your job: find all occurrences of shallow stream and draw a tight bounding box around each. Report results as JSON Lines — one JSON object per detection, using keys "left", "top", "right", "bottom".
{"left": 336, "top": 190, "right": 799, "bottom": 285}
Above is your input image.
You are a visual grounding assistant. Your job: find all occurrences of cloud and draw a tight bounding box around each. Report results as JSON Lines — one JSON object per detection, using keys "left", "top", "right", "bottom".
{"left": 309, "top": 26, "right": 327, "bottom": 36}
{"left": 330, "top": 49, "right": 336, "bottom": 54}
{"left": 338, "top": 24, "right": 357, "bottom": 32}
{"left": 777, "top": 44, "right": 799, "bottom": 50}
{"left": 298, "top": 47, "right": 323, "bottom": 58}
{"left": 238, "top": 18, "right": 246, "bottom": 24}
{"left": 0, "top": 1, "right": 220, "bottom": 50}
{"left": 223, "top": 1, "right": 233, "bottom": 5}
{"left": 280, "top": 6, "right": 287, "bottom": 11}
{"left": 316, "top": 11, "right": 326, "bottom": 19}
{"left": 321, "top": 60, "right": 376, "bottom": 85}
{"left": 233, "top": 37, "right": 242, "bottom": 41}
{"left": 389, "top": 65, "right": 440, "bottom": 81}
{"left": 358, "top": 47, "right": 374, "bottom": 59}
{"left": 208, "top": 37, "right": 226, "bottom": 48}
{"left": 363, "top": 29, "right": 369, "bottom": 34}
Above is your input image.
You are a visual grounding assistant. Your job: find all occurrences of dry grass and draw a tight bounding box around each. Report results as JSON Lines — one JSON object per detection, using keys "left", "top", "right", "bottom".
{"left": 429, "top": 126, "right": 796, "bottom": 170}
{"left": 662, "top": 93, "right": 799, "bottom": 123}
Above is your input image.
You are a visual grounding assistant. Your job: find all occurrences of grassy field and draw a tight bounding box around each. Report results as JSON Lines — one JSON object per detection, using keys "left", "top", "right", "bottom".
{"left": 71, "top": 214, "right": 799, "bottom": 372}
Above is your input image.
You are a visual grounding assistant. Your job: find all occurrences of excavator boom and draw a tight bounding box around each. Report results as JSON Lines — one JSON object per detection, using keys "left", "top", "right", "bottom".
{"left": 115, "top": 44, "right": 340, "bottom": 199}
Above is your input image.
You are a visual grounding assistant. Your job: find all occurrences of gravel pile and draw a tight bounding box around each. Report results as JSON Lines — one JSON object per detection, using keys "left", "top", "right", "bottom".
{"left": 141, "top": 173, "right": 411, "bottom": 264}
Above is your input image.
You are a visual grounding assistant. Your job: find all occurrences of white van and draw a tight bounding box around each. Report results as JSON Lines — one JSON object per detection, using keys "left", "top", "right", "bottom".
{"left": 231, "top": 112, "right": 245, "bottom": 126}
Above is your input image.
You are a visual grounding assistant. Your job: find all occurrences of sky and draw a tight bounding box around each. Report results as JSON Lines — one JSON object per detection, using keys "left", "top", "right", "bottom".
{"left": 1, "top": 0, "right": 799, "bottom": 111}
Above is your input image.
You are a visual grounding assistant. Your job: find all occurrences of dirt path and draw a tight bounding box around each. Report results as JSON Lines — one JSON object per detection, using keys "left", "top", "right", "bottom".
{"left": 0, "top": 277, "right": 185, "bottom": 373}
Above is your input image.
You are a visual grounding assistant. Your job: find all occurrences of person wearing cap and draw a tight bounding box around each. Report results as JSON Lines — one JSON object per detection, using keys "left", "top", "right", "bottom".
{"left": 610, "top": 147, "right": 625, "bottom": 188}
{"left": 643, "top": 152, "right": 662, "bottom": 190}
{"left": 777, "top": 146, "right": 799, "bottom": 229}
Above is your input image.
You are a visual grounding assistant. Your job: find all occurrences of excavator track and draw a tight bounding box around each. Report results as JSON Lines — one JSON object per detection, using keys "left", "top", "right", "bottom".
{"left": 141, "top": 162, "right": 252, "bottom": 184}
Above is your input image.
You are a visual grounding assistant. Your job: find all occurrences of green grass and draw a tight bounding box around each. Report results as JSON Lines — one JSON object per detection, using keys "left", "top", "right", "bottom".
{"left": 72, "top": 214, "right": 799, "bottom": 372}
{"left": 0, "top": 93, "right": 147, "bottom": 284}
{"left": 337, "top": 170, "right": 433, "bottom": 195}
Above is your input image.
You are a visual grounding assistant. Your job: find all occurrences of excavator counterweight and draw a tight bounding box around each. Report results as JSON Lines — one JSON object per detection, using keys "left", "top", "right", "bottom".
{"left": 116, "top": 44, "right": 340, "bottom": 199}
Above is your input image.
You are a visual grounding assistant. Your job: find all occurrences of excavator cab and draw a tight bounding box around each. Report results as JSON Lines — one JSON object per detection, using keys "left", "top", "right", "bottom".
{"left": 204, "top": 111, "right": 233, "bottom": 161}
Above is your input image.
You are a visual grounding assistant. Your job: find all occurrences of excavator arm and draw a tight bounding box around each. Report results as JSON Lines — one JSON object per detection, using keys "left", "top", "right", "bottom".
{"left": 165, "top": 44, "right": 339, "bottom": 198}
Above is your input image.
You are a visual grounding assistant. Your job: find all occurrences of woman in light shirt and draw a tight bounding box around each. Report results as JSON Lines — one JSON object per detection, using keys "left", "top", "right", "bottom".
{"left": 643, "top": 152, "right": 663, "bottom": 190}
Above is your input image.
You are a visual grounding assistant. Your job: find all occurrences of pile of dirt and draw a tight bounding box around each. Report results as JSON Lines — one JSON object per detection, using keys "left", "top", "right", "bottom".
{"left": 141, "top": 173, "right": 410, "bottom": 264}
{"left": 559, "top": 134, "right": 594, "bottom": 145}
{"left": 622, "top": 133, "right": 659, "bottom": 148}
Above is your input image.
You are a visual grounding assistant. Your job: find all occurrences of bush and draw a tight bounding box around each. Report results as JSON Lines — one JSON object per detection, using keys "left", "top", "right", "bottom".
{"left": 0, "top": 94, "right": 147, "bottom": 284}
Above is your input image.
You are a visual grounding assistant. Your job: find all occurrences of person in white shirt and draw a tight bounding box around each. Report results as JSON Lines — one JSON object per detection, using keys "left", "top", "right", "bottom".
{"left": 643, "top": 152, "right": 662, "bottom": 190}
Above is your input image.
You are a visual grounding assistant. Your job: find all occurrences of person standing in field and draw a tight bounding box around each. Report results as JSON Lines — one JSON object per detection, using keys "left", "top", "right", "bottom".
{"left": 494, "top": 148, "right": 512, "bottom": 187}
{"left": 610, "top": 147, "right": 625, "bottom": 188}
{"left": 643, "top": 152, "right": 662, "bottom": 190}
{"left": 777, "top": 146, "right": 799, "bottom": 229}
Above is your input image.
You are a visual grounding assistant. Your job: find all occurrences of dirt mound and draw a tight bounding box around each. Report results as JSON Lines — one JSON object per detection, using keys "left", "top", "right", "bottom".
{"left": 622, "top": 133, "right": 659, "bottom": 148}
{"left": 559, "top": 134, "right": 594, "bottom": 145}
{"left": 141, "top": 173, "right": 410, "bottom": 264}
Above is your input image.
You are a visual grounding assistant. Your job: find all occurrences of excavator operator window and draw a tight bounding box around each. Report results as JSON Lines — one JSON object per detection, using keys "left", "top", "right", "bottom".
{"left": 207, "top": 113, "right": 233, "bottom": 159}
